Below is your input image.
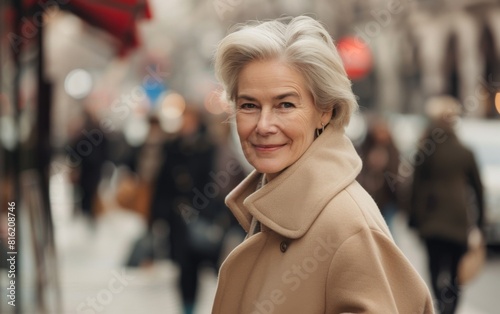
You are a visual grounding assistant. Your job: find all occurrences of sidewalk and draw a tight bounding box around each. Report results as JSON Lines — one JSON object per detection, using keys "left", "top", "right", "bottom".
{"left": 51, "top": 172, "right": 217, "bottom": 314}
{"left": 56, "top": 210, "right": 217, "bottom": 314}
{"left": 52, "top": 173, "right": 497, "bottom": 314}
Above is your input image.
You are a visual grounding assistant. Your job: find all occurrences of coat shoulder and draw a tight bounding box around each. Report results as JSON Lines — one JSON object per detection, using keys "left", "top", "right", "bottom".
{"left": 311, "top": 181, "right": 393, "bottom": 243}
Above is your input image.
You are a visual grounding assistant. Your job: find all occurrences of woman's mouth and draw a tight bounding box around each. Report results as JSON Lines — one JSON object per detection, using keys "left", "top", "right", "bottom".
{"left": 253, "top": 144, "right": 286, "bottom": 152}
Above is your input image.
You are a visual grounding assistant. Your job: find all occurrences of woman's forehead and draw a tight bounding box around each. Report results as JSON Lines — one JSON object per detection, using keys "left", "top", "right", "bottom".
{"left": 237, "top": 61, "right": 308, "bottom": 97}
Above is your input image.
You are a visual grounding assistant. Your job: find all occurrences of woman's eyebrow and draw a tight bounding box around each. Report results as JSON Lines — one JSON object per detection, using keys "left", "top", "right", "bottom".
{"left": 236, "top": 94, "right": 257, "bottom": 101}
{"left": 237, "top": 92, "right": 299, "bottom": 101}
{"left": 274, "top": 92, "right": 299, "bottom": 100}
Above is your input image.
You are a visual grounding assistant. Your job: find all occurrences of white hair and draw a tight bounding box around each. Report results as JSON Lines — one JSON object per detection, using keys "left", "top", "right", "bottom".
{"left": 213, "top": 16, "right": 358, "bottom": 128}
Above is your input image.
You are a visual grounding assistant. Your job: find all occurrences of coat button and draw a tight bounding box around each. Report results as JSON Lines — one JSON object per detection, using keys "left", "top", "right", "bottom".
{"left": 280, "top": 241, "right": 288, "bottom": 252}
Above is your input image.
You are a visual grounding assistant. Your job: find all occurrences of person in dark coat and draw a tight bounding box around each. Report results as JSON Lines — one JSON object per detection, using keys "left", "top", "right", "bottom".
{"left": 357, "top": 114, "right": 400, "bottom": 234}
{"left": 69, "top": 107, "right": 109, "bottom": 221}
{"left": 410, "top": 95, "right": 484, "bottom": 314}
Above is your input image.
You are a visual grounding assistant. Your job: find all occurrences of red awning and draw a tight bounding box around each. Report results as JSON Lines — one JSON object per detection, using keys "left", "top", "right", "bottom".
{"left": 62, "top": 0, "right": 152, "bottom": 55}
{"left": 6, "top": 0, "right": 151, "bottom": 55}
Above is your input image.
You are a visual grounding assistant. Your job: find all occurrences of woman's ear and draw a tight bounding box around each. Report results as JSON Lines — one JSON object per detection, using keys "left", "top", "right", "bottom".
{"left": 319, "top": 109, "right": 333, "bottom": 127}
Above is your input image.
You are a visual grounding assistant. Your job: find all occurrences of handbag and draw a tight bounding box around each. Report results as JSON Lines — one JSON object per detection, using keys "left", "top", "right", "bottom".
{"left": 115, "top": 171, "right": 152, "bottom": 220}
{"left": 187, "top": 216, "right": 225, "bottom": 257}
{"left": 457, "top": 227, "right": 486, "bottom": 285}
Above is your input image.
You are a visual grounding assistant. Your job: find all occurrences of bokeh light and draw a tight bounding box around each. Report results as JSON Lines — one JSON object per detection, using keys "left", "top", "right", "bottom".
{"left": 336, "top": 37, "right": 373, "bottom": 81}
{"left": 123, "top": 116, "right": 150, "bottom": 147}
{"left": 0, "top": 116, "right": 17, "bottom": 150}
{"left": 64, "top": 69, "right": 93, "bottom": 99}
{"left": 345, "top": 113, "right": 367, "bottom": 146}
{"left": 161, "top": 92, "right": 186, "bottom": 119}
{"left": 204, "top": 88, "right": 230, "bottom": 115}
{"left": 159, "top": 92, "right": 186, "bottom": 133}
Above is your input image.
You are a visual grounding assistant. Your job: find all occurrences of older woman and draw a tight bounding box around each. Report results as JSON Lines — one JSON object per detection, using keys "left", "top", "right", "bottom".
{"left": 212, "top": 16, "right": 434, "bottom": 313}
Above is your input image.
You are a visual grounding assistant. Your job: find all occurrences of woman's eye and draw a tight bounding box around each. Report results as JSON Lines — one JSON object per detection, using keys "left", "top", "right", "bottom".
{"left": 280, "top": 102, "right": 295, "bottom": 109}
{"left": 239, "top": 103, "right": 257, "bottom": 110}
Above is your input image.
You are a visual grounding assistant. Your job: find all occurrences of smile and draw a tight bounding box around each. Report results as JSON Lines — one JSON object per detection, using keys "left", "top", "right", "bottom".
{"left": 253, "top": 144, "right": 286, "bottom": 152}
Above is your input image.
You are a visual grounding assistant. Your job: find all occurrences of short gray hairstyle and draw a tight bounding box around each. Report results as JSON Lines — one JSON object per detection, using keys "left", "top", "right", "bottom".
{"left": 213, "top": 16, "right": 358, "bottom": 128}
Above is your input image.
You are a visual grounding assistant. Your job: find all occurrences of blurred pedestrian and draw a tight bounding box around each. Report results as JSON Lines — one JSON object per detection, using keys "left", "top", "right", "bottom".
{"left": 357, "top": 114, "right": 400, "bottom": 234}
{"left": 117, "top": 115, "right": 167, "bottom": 221}
{"left": 211, "top": 16, "right": 434, "bottom": 313}
{"left": 149, "top": 106, "right": 243, "bottom": 314}
{"left": 410, "top": 95, "right": 484, "bottom": 314}
{"left": 68, "top": 106, "right": 109, "bottom": 222}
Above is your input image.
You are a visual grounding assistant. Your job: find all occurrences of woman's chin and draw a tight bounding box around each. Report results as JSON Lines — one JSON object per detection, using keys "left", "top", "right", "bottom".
{"left": 252, "top": 165, "right": 283, "bottom": 180}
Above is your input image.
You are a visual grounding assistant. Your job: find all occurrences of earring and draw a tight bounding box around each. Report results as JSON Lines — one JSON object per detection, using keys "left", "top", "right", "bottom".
{"left": 316, "top": 123, "right": 325, "bottom": 137}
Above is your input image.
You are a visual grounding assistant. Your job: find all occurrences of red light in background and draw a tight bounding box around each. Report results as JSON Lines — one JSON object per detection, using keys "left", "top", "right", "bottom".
{"left": 336, "top": 37, "right": 373, "bottom": 81}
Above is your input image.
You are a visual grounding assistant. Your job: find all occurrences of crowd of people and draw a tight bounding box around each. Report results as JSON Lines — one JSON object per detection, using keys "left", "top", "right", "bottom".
{"left": 64, "top": 103, "right": 246, "bottom": 314}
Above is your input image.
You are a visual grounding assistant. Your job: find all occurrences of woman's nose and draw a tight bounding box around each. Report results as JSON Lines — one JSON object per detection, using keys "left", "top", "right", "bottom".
{"left": 256, "top": 109, "right": 278, "bottom": 135}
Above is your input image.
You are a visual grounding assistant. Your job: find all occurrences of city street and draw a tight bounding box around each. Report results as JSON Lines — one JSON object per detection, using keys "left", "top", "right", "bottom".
{"left": 50, "top": 176, "right": 500, "bottom": 314}
{"left": 2, "top": 1, "right": 500, "bottom": 314}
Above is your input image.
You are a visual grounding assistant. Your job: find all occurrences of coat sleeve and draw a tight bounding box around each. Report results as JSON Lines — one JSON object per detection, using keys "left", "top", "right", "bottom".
{"left": 409, "top": 147, "right": 431, "bottom": 229}
{"left": 325, "top": 228, "right": 434, "bottom": 314}
{"left": 466, "top": 150, "right": 484, "bottom": 229}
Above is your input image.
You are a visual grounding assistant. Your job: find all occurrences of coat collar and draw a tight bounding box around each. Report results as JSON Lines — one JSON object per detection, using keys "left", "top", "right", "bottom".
{"left": 226, "top": 124, "right": 363, "bottom": 239}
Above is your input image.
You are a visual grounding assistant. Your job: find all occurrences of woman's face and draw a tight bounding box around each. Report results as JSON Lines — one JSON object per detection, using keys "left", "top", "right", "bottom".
{"left": 235, "top": 60, "right": 331, "bottom": 181}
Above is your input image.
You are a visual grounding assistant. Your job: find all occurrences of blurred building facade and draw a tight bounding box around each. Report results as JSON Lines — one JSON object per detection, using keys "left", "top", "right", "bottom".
{"left": 4, "top": 0, "right": 499, "bottom": 152}
{"left": 341, "top": 0, "right": 500, "bottom": 117}
{"left": 204, "top": 0, "right": 500, "bottom": 117}
{"left": 136, "top": 0, "right": 500, "bottom": 118}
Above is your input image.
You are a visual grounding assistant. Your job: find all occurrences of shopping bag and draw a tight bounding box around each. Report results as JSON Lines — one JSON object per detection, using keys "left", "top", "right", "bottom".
{"left": 458, "top": 227, "right": 486, "bottom": 285}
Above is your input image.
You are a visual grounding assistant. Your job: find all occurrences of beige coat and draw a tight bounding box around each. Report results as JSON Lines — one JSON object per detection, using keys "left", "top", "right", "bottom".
{"left": 212, "top": 125, "right": 434, "bottom": 314}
